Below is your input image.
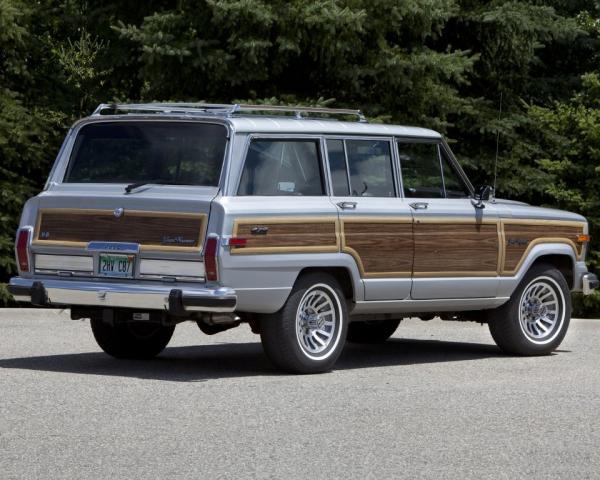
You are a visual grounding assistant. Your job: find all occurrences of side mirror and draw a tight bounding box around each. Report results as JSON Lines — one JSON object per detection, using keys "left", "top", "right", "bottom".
{"left": 471, "top": 185, "right": 492, "bottom": 209}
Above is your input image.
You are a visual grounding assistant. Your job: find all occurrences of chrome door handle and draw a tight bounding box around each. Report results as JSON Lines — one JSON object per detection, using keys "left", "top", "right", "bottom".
{"left": 337, "top": 201, "right": 357, "bottom": 210}
{"left": 409, "top": 202, "right": 428, "bottom": 210}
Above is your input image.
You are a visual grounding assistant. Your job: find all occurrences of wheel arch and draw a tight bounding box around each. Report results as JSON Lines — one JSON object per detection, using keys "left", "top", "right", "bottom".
{"left": 499, "top": 243, "right": 578, "bottom": 298}
{"left": 296, "top": 266, "right": 357, "bottom": 302}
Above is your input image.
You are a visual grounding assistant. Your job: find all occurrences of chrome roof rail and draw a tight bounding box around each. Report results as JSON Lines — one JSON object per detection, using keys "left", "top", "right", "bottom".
{"left": 92, "top": 103, "right": 368, "bottom": 122}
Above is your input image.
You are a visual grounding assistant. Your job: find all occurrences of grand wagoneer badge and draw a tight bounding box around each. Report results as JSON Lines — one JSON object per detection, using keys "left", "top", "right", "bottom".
{"left": 161, "top": 235, "right": 195, "bottom": 245}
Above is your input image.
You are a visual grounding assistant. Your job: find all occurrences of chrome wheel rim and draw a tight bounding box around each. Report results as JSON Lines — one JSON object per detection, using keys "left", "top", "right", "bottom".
{"left": 518, "top": 276, "right": 564, "bottom": 344}
{"left": 295, "top": 284, "right": 342, "bottom": 360}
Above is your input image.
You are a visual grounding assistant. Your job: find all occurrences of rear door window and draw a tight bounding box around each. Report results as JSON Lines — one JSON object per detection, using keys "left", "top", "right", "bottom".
{"left": 326, "top": 139, "right": 395, "bottom": 197}
{"left": 237, "top": 139, "right": 325, "bottom": 196}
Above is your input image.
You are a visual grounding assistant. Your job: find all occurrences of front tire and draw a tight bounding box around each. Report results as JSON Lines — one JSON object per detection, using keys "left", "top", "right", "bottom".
{"left": 346, "top": 319, "right": 401, "bottom": 344}
{"left": 91, "top": 318, "right": 175, "bottom": 359}
{"left": 260, "top": 273, "right": 348, "bottom": 374}
{"left": 488, "top": 264, "right": 571, "bottom": 355}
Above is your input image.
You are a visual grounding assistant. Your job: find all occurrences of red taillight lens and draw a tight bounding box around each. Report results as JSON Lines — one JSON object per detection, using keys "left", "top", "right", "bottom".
{"left": 228, "top": 237, "right": 247, "bottom": 247}
{"left": 204, "top": 235, "right": 219, "bottom": 282}
{"left": 16, "top": 228, "right": 31, "bottom": 272}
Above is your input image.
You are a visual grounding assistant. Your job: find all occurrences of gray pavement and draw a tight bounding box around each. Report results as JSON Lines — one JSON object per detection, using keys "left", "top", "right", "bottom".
{"left": 0, "top": 309, "right": 599, "bottom": 479}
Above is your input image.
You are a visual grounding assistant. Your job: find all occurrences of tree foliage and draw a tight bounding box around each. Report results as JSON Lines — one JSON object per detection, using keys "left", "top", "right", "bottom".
{"left": 0, "top": 0, "right": 599, "bottom": 314}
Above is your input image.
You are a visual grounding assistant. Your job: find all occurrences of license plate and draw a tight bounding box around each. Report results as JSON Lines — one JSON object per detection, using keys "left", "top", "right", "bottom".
{"left": 98, "top": 254, "right": 135, "bottom": 278}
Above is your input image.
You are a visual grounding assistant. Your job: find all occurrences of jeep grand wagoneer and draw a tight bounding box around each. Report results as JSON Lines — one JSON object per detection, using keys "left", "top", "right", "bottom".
{"left": 9, "top": 103, "right": 599, "bottom": 373}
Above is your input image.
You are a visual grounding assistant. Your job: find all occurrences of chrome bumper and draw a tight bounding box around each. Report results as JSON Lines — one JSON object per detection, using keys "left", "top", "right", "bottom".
{"left": 582, "top": 273, "right": 599, "bottom": 296}
{"left": 8, "top": 277, "right": 237, "bottom": 313}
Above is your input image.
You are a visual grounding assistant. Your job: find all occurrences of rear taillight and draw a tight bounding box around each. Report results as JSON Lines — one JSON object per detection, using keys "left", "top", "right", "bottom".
{"left": 16, "top": 227, "right": 32, "bottom": 273}
{"left": 204, "top": 235, "right": 219, "bottom": 282}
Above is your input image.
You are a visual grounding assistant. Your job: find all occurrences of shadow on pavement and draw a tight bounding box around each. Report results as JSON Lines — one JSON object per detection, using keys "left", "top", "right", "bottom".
{"left": 0, "top": 337, "right": 504, "bottom": 382}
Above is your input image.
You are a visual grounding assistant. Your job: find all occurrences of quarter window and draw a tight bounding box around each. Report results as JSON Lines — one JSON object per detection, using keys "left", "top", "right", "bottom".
{"left": 237, "top": 139, "right": 325, "bottom": 196}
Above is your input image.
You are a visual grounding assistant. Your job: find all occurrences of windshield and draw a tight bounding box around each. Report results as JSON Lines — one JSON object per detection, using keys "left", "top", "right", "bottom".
{"left": 64, "top": 121, "right": 227, "bottom": 186}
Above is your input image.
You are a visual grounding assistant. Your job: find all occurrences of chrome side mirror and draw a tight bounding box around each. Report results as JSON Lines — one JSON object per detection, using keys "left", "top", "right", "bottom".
{"left": 471, "top": 185, "right": 492, "bottom": 209}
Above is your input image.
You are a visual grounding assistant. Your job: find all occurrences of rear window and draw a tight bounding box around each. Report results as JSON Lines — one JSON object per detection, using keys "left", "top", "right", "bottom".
{"left": 64, "top": 122, "right": 227, "bottom": 185}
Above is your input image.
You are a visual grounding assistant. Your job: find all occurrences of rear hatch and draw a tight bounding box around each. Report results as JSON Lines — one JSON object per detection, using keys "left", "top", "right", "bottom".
{"left": 30, "top": 119, "right": 227, "bottom": 282}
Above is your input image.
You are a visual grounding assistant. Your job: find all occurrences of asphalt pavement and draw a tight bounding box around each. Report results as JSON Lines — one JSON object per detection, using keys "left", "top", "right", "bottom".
{"left": 1, "top": 309, "right": 599, "bottom": 479}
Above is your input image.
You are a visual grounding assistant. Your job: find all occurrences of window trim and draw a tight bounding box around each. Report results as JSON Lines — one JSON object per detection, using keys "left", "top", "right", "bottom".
{"left": 235, "top": 134, "right": 329, "bottom": 197}
{"left": 323, "top": 136, "right": 398, "bottom": 198}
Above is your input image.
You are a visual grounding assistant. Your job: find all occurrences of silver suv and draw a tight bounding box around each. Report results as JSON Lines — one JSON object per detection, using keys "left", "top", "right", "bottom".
{"left": 9, "top": 103, "right": 599, "bottom": 373}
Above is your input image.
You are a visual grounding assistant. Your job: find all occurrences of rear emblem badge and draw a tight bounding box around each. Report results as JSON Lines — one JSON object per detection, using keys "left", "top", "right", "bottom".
{"left": 113, "top": 207, "right": 124, "bottom": 218}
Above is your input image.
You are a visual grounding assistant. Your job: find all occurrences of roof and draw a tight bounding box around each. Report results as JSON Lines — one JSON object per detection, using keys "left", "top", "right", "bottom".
{"left": 88, "top": 102, "right": 442, "bottom": 139}
{"left": 227, "top": 117, "right": 441, "bottom": 138}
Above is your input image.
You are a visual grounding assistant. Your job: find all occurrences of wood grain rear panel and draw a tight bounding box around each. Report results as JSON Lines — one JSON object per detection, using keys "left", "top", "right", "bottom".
{"left": 413, "top": 222, "right": 499, "bottom": 275}
{"left": 35, "top": 209, "right": 206, "bottom": 251}
{"left": 342, "top": 220, "right": 413, "bottom": 277}
{"left": 502, "top": 222, "right": 584, "bottom": 273}
{"left": 231, "top": 218, "right": 339, "bottom": 254}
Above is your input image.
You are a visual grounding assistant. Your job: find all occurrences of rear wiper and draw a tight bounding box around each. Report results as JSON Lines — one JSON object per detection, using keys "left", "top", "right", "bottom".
{"left": 124, "top": 180, "right": 189, "bottom": 193}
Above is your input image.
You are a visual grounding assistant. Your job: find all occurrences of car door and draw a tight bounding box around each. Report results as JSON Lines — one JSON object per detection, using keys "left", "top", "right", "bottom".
{"left": 398, "top": 139, "right": 501, "bottom": 299}
{"left": 325, "top": 137, "right": 414, "bottom": 301}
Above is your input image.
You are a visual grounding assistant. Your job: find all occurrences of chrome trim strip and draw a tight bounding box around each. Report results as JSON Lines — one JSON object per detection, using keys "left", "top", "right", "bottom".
{"left": 87, "top": 242, "right": 140, "bottom": 253}
{"left": 35, "top": 254, "right": 93, "bottom": 272}
{"left": 139, "top": 259, "right": 205, "bottom": 278}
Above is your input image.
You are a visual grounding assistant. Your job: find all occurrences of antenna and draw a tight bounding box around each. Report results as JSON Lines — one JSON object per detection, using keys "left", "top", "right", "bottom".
{"left": 492, "top": 91, "right": 503, "bottom": 201}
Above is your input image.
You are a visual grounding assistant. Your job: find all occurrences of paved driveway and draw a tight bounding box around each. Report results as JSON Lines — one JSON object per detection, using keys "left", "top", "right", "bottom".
{"left": 1, "top": 309, "right": 598, "bottom": 479}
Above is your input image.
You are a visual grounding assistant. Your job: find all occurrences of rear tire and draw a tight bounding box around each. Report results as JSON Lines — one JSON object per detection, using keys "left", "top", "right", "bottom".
{"left": 346, "top": 319, "right": 400, "bottom": 344}
{"left": 488, "top": 263, "right": 571, "bottom": 355}
{"left": 91, "top": 318, "right": 175, "bottom": 359}
{"left": 260, "top": 273, "right": 348, "bottom": 374}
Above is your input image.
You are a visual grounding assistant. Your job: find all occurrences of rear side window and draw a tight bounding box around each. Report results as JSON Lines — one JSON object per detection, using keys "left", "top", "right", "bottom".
{"left": 326, "top": 139, "right": 395, "bottom": 197}
{"left": 237, "top": 139, "right": 325, "bottom": 196}
{"left": 64, "top": 122, "right": 227, "bottom": 185}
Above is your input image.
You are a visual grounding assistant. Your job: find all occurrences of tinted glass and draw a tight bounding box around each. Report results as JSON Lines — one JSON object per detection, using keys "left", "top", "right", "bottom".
{"left": 237, "top": 140, "right": 324, "bottom": 196}
{"left": 398, "top": 142, "right": 443, "bottom": 198}
{"left": 65, "top": 122, "right": 227, "bottom": 185}
{"left": 326, "top": 139, "right": 350, "bottom": 196}
{"left": 346, "top": 140, "right": 395, "bottom": 197}
{"left": 441, "top": 149, "right": 470, "bottom": 198}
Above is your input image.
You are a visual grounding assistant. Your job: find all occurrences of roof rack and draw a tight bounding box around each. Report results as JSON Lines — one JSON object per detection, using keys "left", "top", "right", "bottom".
{"left": 92, "top": 103, "right": 367, "bottom": 123}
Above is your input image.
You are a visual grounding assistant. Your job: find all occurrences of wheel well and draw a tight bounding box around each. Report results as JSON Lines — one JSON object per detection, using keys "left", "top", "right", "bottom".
{"left": 297, "top": 267, "right": 355, "bottom": 300}
{"left": 531, "top": 255, "right": 574, "bottom": 288}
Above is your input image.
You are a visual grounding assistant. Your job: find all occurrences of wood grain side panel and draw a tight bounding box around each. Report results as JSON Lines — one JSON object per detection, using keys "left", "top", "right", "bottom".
{"left": 231, "top": 218, "right": 338, "bottom": 254}
{"left": 413, "top": 223, "right": 499, "bottom": 274}
{"left": 503, "top": 223, "right": 584, "bottom": 272}
{"left": 35, "top": 210, "right": 205, "bottom": 249}
{"left": 342, "top": 221, "right": 413, "bottom": 277}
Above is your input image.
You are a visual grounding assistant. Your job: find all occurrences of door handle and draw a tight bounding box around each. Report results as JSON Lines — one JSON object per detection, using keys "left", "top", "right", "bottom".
{"left": 337, "top": 201, "right": 357, "bottom": 210}
{"left": 409, "top": 202, "right": 429, "bottom": 210}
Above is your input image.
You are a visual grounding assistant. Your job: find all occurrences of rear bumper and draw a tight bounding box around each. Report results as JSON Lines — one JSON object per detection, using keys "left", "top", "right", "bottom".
{"left": 8, "top": 277, "right": 237, "bottom": 313}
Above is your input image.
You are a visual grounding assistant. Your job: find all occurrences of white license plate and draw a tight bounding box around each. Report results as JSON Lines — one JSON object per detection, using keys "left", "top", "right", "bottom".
{"left": 98, "top": 254, "right": 135, "bottom": 278}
